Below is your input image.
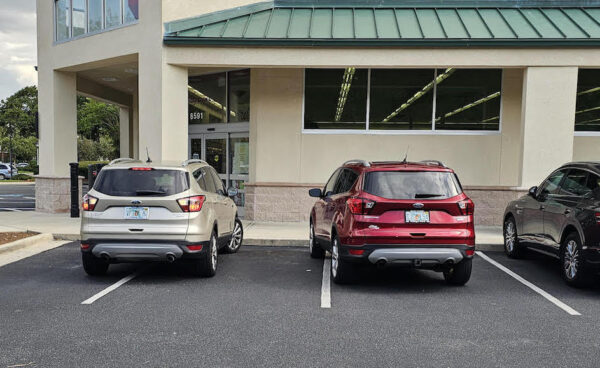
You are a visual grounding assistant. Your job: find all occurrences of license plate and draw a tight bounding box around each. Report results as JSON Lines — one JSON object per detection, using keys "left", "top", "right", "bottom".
{"left": 124, "top": 207, "right": 149, "bottom": 220}
{"left": 405, "top": 210, "right": 430, "bottom": 223}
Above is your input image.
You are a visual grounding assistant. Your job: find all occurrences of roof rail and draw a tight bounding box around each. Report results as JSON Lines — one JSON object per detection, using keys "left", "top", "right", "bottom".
{"left": 420, "top": 160, "right": 446, "bottom": 167}
{"left": 108, "top": 158, "right": 142, "bottom": 166}
{"left": 343, "top": 159, "right": 371, "bottom": 167}
{"left": 182, "top": 159, "right": 208, "bottom": 167}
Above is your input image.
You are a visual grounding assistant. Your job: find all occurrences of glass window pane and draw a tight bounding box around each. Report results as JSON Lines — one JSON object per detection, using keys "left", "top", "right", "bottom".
{"left": 560, "top": 170, "right": 590, "bottom": 197}
{"left": 190, "top": 138, "right": 202, "bottom": 159}
{"left": 434, "top": 68, "right": 502, "bottom": 131}
{"left": 230, "top": 180, "right": 245, "bottom": 207}
{"left": 369, "top": 69, "right": 434, "bottom": 130}
{"left": 205, "top": 139, "right": 227, "bottom": 175}
{"left": 88, "top": 0, "right": 103, "bottom": 32}
{"left": 324, "top": 169, "right": 341, "bottom": 196}
{"left": 304, "top": 68, "right": 368, "bottom": 130}
{"left": 229, "top": 70, "right": 250, "bottom": 122}
{"left": 124, "top": 0, "right": 139, "bottom": 23}
{"left": 540, "top": 170, "right": 567, "bottom": 195}
{"left": 94, "top": 169, "right": 189, "bottom": 197}
{"left": 188, "top": 73, "right": 227, "bottom": 124}
{"left": 201, "top": 168, "right": 216, "bottom": 193}
{"left": 364, "top": 171, "right": 461, "bottom": 200}
{"left": 105, "top": 0, "right": 122, "bottom": 28}
{"left": 55, "top": 0, "right": 70, "bottom": 41}
{"left": 72, "top": 0, "right": 86, "bottom": 37}
{"left": 575, "top": 69, "right": 600, "bottom": 132}
{"left": 229, "top": 137, "right": 249, "bottom": 175}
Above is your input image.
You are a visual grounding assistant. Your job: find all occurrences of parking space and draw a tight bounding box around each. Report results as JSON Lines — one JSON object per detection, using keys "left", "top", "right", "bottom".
{"left": 1, "top": 243, "right": 600, "bottom": 367}
{"left": 0, "top": 183, "right": 35, "bottom": 211}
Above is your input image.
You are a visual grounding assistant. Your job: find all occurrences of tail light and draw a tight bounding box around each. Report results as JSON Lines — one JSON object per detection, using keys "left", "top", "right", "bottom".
{"left": 347, "top": 198, "right": 375, "bottom": 215}
{"left": 348, "top": 249, "right": 365, "bottom": 256}
{"left": 595, "top": 212, "right": 600, "bottom": 224}
{"left": 82, "top": 194, "right": 98, "bottom": 211}
{"left": 80, "top": 243, "right": 90, "bottom": 250}
{"left": 130, "top": 167, "right": 153, "bottom": 171}
{"left": 177, "top": 195, "right": 205, "bottom": 212}
{"left": 187, "top": 244, "right": 204, "bottom": 251}
{"left": 458, "top": 199, "right": 474, "bottom": 216}
{"left": 465, "top": 248, "right": 475, "bottom": 256}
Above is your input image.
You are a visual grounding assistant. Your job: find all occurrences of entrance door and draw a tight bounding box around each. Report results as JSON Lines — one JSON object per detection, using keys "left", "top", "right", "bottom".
{"left": 189, "top": 132, "right": 249, "bottom": 217}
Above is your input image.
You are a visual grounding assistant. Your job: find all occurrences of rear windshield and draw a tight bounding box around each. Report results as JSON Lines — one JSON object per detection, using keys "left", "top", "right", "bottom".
{"left": 364, "top": 171, "right": 462, "bottom": 200}
{"left": 94, "top": 169, "right": 189, "bottom": 197}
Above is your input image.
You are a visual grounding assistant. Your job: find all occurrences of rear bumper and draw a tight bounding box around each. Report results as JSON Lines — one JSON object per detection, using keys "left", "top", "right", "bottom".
{"left": 82, "top": 239, "right": 210, "bottom": 262}
{"left": 340, "top": 243, "right": 474, "bottom": 267}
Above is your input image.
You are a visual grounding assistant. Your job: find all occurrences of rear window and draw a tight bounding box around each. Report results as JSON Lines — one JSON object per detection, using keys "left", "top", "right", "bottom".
{"left": 364, "top": 171, "right": 462, "bottom": 199}
{"left": 94, "top": 169, "right": 189, "bottom": 197}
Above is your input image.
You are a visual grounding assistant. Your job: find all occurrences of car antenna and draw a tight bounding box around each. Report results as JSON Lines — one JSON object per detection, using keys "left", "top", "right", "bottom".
{"left": 146, "top": 147, "right": 152, "bottom": 163}
{"left": 401, "top": 145, "right": 410, "bottom": 164}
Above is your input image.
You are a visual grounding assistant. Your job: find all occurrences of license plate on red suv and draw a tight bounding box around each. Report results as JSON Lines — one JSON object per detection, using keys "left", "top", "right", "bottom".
{"left": 405, "top": 210, "right": 430, "bottom": 223}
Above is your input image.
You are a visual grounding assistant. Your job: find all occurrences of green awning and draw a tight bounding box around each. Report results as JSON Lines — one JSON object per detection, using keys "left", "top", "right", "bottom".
{"left": 164, "top": 1, "right": 600, "bottom": 47}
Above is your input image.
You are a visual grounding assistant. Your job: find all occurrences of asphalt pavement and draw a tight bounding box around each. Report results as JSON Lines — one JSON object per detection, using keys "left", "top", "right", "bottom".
{"left": 1, "top": 243, "right": 600, "bottom": 367}
{"left": 0, "top": 183, "right": 35, "bottom": 211}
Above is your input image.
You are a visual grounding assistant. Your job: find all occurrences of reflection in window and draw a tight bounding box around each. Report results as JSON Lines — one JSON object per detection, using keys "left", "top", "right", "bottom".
{"left": 229, "top": 70, "right": 250, "bottom": 123}
{"left": 72, "top": 0, "right": 87, "bottom": 37}
{"left": 105, "top": 0, "right": 122, "bottom": 28}
{"left": 435, "top": 69, "right": 502, "bottom": 131}
{"left": 188, "top": 73, "right": 227, "bottom": 124}
{"left": 369, "top": 69, "right": 435, "bottom": 130}
{"left": 55, "top": 0, "right": 70, "bottom": 41}
{"left": 230, "top": 137, "right": 249, "bottom": 175}
{"left": 124, "top": 0, "right": 139, "bottom": 23}
{"left": 304, "top": 68, "right": 368, "bottom": 130}
{"left": 576, "top": 69, "right": 600, "bottom": 132}
{"left": 88, "top": 0, "right": 103, "bottom": 32}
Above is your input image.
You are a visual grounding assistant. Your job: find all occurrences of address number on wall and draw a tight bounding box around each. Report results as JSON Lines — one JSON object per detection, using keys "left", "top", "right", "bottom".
{"left": 190, "top": 112, "right": 204, "bottom": 121}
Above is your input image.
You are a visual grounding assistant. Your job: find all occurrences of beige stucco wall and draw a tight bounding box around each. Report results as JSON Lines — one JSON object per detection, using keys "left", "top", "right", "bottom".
{"left": 162, "top": 0, "right": 258, "bottom": 22}
{"left": 573, "top": 136, "right": 600, "bottom": 161}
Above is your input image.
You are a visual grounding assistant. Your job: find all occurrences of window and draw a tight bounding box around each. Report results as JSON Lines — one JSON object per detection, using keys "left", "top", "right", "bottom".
{"left": 334, "top": 169, "right": 358, "bottom": 194}
{"left": 324, "top": 169, "right": 341, "bottom": 196}
{"left": 560, "top": 170, "right": 591, "bottom": 197}
{"left": 201, "top": 168, "right": 216, "bottom": 193}
{"left": 303, "top": 68, "right": 502, "bottom": 132}
{"left": 539, "top": 170, "right": 567, "bottom": 195}
{"left": 55, "top": 0, "right": 70, "bottom": 41}
{"left": 88, "top": 0, "right": 103, "bottom": 33}
{"left": 208, "top": 167, "right": 226, "bottom": 194}
{"left": 123, "top": 0, "right": 139, "bottom": 23}
{"left": 72, "top": 0, "right": 86, "bottom": 37}
{"left": 304, "top": 68, "right": 368, "bottom": 130}
{"left": 364, "top": 171, "right": 461, "bottom": 200}
{"left": 94, "top": 169, "right": 189, "bottom": 197}
{"left": 188, "top": 70, "right": 251, "bottom": 125}
{"left": 105, "top": 0, "right": 121, "bottom": 28}
{"left": 575, "top": 69, "right": 600, "bottom": 132}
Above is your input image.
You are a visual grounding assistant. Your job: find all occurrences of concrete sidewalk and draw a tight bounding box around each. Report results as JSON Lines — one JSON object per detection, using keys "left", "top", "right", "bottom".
{"left": 0, "top": 211, "right": 503, "bottom": 248}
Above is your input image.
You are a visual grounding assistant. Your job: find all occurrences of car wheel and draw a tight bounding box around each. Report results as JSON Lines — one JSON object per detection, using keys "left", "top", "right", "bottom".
{"left": 0, "top": 174, "right": 5, "bottom": 180}
{"left": 191, "top": 231, "right": 218, "bottom": 277}
{"left": 560, "top": 232, "right": 589, "bottom": 288}
{"left": 82, "top": 252, "right": 109, "bottom": 276}
{"left": 503, "top": 216, "right": 522, "bottom": 258}
{"left": 444, "top": 258, "right": 472, "bottom": 286}
{"left": 309, "top": 222, "right": 325, "bottom": 259}
{"left": 222, "top": 218, "right": 243, "bottom": 254}
{"left": 331, "top": 234, "right": 355, "bottom": 284}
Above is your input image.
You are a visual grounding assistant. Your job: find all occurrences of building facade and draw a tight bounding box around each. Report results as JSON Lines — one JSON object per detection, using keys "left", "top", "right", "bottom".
{"left": 37, "top": 0, "right": 600, "bottom": 224}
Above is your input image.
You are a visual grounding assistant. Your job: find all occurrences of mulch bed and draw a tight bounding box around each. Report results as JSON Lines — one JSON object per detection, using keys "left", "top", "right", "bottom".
{"left": 0, "top": 232, "right": 36, "bottom": 246}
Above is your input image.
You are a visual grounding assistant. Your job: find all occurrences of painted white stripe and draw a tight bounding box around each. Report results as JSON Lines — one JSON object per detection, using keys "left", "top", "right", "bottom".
{"left": 476, "top": 251, "right": 581, "bottom": 316}
{"left": 81, "top": 272, "right": 139, "bottom": 305}
{"left": 320, "top": 258, "right": 331, "bottom": 309}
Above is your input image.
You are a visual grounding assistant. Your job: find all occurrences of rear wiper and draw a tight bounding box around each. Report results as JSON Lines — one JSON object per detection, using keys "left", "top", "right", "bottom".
{"left": 135, "top": 190, "right": 166, "bottom": 196}
{"left": 414, "top": 193, "right": 443, "bottom": 198}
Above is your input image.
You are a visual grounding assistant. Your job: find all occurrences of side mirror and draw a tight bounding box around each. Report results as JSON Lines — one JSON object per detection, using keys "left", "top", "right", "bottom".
{"left": 227, "top": 187, "right": 238, "bottom": 198}
{"left": 309, "top": 188, "right": 323, "bottom": 198}
{"left": 528, "top": 186, "right": 538, "bottom": 198}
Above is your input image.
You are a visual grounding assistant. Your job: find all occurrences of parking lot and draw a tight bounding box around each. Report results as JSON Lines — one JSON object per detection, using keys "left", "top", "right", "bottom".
{"left": 0, "top": 183, "right": 35, "bottom": 212}
{"left": 1, "top": 243, "right": 600, "bottom": 367}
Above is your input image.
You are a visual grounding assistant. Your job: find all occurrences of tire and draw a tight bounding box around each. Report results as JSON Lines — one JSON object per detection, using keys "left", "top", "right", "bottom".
{"left": 331, "top": 233, "right": 355, "bottom": 284}
{"left": 191, "top": 231, "right": 218, "bottom": 277}
{"left": 0, "top": 174, "right": 5, "bottom": 180}
{"left": 560, "top": 232, "right": 590, "bottom": 288}
{"left": 309, "top": 222, "right": 325, "bottom": 259}
{"left": 444, "top": 258, "right": 472, "bottom": 286}
{"left": 82, "top": 252, "right": 109, "bottom": 276}
{"left": 222, "top": 218, "right": 243, "bottom": 254}
{"left": 503, "top": 216, "right": 522, "bottom": 259}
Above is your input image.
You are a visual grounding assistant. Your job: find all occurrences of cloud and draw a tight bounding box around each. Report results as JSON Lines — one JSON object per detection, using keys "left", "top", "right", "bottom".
{"left": 0, "top": 0, "right": 37, "bottom": 101}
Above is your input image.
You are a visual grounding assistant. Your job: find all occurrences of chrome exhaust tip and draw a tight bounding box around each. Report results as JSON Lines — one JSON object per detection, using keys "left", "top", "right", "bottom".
{"left": 166, "top": 253, "right": 176, "bottom": 263}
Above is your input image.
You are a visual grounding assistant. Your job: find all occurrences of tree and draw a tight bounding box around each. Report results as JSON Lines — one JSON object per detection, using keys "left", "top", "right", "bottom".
{"left": 77, "top": 97, "right": 120, "bottom": 147}
{"left": 0, "top": 86, "right": 38, "bottom": 138}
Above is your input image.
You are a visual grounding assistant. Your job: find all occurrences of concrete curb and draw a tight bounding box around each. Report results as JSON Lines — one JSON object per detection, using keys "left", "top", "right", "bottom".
{"left": 0, "top": 233, "right": 54, "bottom": 255}
{"left": 53, "top": 233, "right": 81, "bottom": 242}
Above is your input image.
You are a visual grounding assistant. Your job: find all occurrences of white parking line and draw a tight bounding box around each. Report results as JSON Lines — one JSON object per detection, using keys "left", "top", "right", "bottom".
{"left": 476, "top": 251, "right": 581, "bottom": 316}
{"left": 81, "top": 272, "right": 140, "bottom": 305}
{"left": 321, "top": 258, "right": 331, "bottom": 309}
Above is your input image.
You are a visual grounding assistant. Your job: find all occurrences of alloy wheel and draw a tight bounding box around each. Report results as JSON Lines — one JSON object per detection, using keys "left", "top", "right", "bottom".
{"left": 309, "top": 224, "right": 314, "bottom": 253}
{"left": 228, "top": 221, "right": 242, "bottom": 251}
{"left": 211, "top": 236, "right": 218, "bottom": 271}
{"left": 505, "top": 221, "right": 516, "bottom": 253}
{"left": 564, "top": 240, "right": 579, "bottom": 280}
{"left": 331, "top": 238, "right": 339, "bottom": 278}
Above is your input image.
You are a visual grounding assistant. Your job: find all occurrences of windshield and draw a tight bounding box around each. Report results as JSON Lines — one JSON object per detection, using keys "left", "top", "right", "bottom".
{"left": 94, "top": 169, "right": 189, "bottom": 197}
{"left": 364, "top": 171, "right": 462, "bottom": 200}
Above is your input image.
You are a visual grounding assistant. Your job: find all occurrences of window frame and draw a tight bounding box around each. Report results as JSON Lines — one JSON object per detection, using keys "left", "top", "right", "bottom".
{"left": 301, "top": 68, "right": 503, "bottom": 136}
{"left": 574, "top": 68, "right": 600, "bottom": 135}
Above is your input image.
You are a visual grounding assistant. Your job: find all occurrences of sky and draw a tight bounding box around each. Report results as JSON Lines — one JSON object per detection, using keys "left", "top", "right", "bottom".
{"left": 0, "top": 0, "right": 37, "bottom": 102}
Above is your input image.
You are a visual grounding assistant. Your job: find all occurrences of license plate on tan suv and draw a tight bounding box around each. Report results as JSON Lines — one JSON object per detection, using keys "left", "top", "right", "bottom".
{"left": 405, "top": 210, "right": 430, "bottom": 223}
{"left": 124, "top": 207, "right": 149, "bottom": 220}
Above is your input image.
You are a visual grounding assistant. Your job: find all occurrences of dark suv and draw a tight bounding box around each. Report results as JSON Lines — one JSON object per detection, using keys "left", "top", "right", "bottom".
{"left": 309, "top": 160, "right": 475, "bottom": 285}
{"left": 503, "top": 162, "right": 600, "bottom": 287}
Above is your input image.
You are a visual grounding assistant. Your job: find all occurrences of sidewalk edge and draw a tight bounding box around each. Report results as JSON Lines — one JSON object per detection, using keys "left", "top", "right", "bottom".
{"left": 0, "top": 233, "right": 54, "bottom": 255}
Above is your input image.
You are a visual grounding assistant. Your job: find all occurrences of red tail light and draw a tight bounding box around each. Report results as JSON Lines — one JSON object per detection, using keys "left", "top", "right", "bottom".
{"left": 187, "top": 245, "right": 204, "bottom": 251}
{"left": 465, "top": 248, "right": 475, "bottom": 256}
{"left": 177, "top": 195, "right": 205, "bottom": 212}
{"left": 595, "top": 212, "right": 600, "bottom": 224}
{"left": 80, "top": 243, "right": 90, "bottom": 250}
{"left": 347, "top": 198, "right": 375, "bottom": 215}
{"left": 82, "top": 194, "right": 98, "bottom": 211}
{"left": 348, "top": 249, "right": 365, "bottom": 256}
{"left": 130, "top": 167, "right": 153, "bottom": 171}
{"left": 458, "top": 199, "right": 474, "bottom": 216}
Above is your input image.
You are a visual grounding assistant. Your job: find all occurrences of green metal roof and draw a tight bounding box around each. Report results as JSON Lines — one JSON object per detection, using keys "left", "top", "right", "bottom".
{"left": 164, "top": 1, "right": 600, "bottom": 46}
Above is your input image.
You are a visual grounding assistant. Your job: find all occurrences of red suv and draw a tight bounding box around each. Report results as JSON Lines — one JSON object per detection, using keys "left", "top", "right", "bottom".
{"left": 309, "top": 160, "right": 475, "bottom": 285}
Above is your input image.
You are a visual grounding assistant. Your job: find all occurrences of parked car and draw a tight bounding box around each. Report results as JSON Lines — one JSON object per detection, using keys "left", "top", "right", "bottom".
{"left": 16, "top": 163, "right": 29, "bottom": 168}
{"left": 80, "top": 158, "right": 243, "bottom": 277}
{"left": 309, "top": 160, "right": 475, "bottom": 285}
{"left": 503, "top": 161, "right": 600, "bottom": 287}
{"left": 0, "top": 163, "right": 18, "bottom": 179}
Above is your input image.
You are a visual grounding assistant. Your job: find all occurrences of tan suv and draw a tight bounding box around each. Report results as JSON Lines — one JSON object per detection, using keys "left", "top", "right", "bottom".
{"left": 80, "top": 158, "right": 243, "bottom": 277}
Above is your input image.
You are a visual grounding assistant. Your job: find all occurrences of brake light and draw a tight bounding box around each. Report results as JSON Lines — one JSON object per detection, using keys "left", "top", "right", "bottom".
{"left": 347, "top": 198, "right": 375, "bottom": 215}
{"left": 348, "top": 249, "right": 365, "bottom": 256}
{"left": 82, "top": 194, "right": 98, "bottom": 211}
{"left": 177, "top": 195, "right": 205, "bottom": 212}
{"left": 465, "top": 248, "right": 475, "bottom": 256}
{"left": 458, "top": 199, "right": 474, "bottom": 216}
{"left": 187, "top": 244, "right": 204, "bottom": 251}
{"left": 130, "top": 167, "right": 153, "bottom": 171}
{"left": 595, "top": 212, "right": 600, "bottom": 224}
{"left": 80, "top": 243, "right": 90, "bottom": 250}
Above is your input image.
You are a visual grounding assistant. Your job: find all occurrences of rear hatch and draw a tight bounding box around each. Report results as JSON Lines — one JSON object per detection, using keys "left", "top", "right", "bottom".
{"left": 352, "top": 170, "right": 473, "bottom": 245}
{"left": 83, "top": 167, "right": 190, "bottom": 240}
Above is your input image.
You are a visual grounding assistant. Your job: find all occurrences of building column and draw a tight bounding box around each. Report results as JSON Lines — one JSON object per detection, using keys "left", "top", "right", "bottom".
{"left": 119, "top": 107, "right": 130, "bottom": 158}
{"left": 519, "top": 67, "right": 579, "bottom": 188}
{"left": 36, "top": 69, "right": 78, "bottom": 213}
